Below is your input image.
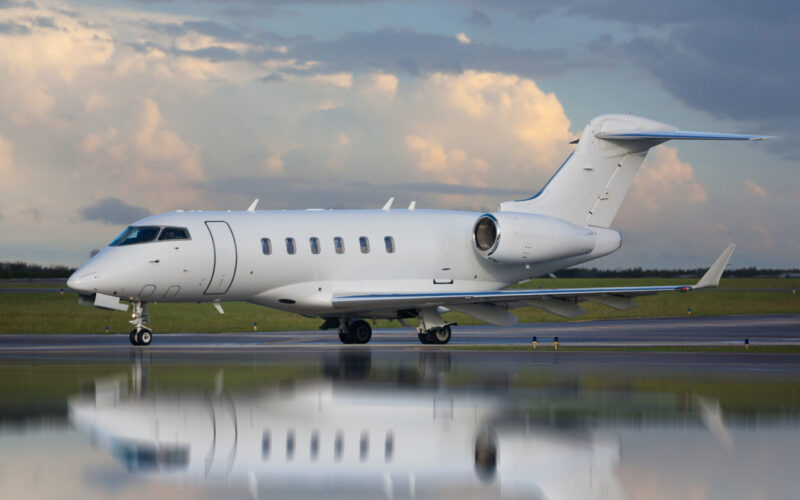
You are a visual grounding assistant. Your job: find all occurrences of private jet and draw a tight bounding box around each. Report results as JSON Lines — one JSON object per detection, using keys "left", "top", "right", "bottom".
{"left": 67, "top": 114, "right": 765, "bottom": 345}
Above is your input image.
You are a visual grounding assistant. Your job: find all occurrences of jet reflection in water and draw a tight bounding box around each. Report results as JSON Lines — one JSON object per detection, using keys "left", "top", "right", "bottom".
{"left": 68, "top": 363, "right": 623, "bottom": 499}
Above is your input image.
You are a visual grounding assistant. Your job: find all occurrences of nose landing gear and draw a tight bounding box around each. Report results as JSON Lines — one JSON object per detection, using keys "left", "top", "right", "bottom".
{"left": 129, "top": 300, "right": 152, "bottom": 346}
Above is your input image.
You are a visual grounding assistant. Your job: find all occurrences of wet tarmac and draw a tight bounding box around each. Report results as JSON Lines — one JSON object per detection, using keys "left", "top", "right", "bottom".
{"left": 1, "top": 314, "right": 800, "bottom": 499}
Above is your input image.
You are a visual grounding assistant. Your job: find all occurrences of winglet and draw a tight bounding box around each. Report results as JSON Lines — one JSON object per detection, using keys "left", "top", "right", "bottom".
{"left": 247, "top": 199, "right": 259, "bottom": 212}
{"left": 382, "top": 197, "right": 394, "bottom": 211}
{"left": 694, "top": 244, "right": 737, "bottom": 289}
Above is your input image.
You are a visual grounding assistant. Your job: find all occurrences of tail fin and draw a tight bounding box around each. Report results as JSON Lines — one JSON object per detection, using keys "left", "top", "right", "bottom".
{"left": 499, "top": 114, "right": 767, "bottom": 228}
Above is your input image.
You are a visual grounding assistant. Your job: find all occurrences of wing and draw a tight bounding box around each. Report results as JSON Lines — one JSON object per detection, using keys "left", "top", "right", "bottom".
{"left": 332, "top": 244, "right": 736, "bottom": 323}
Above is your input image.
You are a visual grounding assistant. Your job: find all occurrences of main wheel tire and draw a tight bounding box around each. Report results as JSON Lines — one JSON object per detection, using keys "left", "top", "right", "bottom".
{"left": 418, "top": 332, "right": 431, "bottom": 344}
{"left": 139, "top": 329, "right": 152, "bottom": 346}
{"left": 339, "top": 330, "right": 355, "bottom": 344}
{"left": 432, "top": 325, "right": 452, "bottom": 344}
{"left": 129, "top": 330, "right": 139, "bottom": 346}
{"left": 351, "top": 320, "right": 372, "bottom": 344}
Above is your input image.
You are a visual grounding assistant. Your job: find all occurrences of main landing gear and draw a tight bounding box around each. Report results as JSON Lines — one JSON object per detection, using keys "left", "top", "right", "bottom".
{"left": 417, "top": 325, "right": 452, "bottom": 345}
{"left": 416, "top": 307, "right": 453, "bottom": 345}
{"left": 129, "top": 300, "right": 152, "bottom": 346}
{"left": 338, "top": 318, "right": 372, "bottom": 344}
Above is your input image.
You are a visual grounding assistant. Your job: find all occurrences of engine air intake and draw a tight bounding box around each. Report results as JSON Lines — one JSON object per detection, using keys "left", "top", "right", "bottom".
{"left": 473, "top": 215, "right": 499, "bottom": 254}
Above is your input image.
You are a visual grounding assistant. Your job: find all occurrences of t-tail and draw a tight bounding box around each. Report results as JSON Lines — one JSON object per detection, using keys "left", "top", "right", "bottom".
{"left": 499, "top": 114, "right": 769, "bottom": 228}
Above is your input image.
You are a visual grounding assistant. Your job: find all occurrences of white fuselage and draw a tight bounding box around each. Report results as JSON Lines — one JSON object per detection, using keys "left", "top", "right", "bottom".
{"left": 67, "top": 208, "right": 621, "bottom": 318}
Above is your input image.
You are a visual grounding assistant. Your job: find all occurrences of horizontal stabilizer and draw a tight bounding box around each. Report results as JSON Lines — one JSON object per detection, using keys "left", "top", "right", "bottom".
{"left": 595, "top": 130, "right": 770, "bottom": 141}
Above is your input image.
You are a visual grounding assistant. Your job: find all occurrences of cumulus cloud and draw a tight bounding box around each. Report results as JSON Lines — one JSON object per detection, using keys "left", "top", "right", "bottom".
{"left": 616, "top": 145, "right": 708, "bottom": 228}
{"left": 406, "top": 135, "right": 488, "bottom": 185}
{"left": 0, "top": 7, "right": 113, "bottom": 82}
{"left": 742, "top": 179, "right": 768, "bottom": 198}
{"left": 364, "top": 72, "right": 398, "bottom": 98}
{"left": 0, "top": 134, "right": 12, "bottom": 175}
{"left": 264, "top": 154, "right": 285, "bottom": 177}
{"left": 79, "top": 197, "right": 152, "bottom": 225}
{"left": 412, "top": 71, "right": 574, "bottom": 173}
{"left": 135, "top": 98, "right": 204, "bottom": 181}
{"left": 455, "top": 32, "right": 471, "bottom": 44}
{"left": 308, "top": 72, "right": 353, "bottom": 88}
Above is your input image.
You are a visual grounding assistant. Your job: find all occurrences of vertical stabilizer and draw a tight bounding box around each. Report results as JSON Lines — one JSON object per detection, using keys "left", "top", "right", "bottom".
{"left": 499, "top": 115, "right": 766, "bottom": 228}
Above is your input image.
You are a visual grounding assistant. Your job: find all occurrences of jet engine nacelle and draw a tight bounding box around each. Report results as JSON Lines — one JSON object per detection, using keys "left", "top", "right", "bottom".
{"left": 472, "top": 212, "right": 596, "bottom": 264}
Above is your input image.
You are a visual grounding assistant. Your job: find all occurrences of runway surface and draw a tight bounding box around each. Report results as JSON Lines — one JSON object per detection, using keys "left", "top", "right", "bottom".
{"left": 1, "top": 314, "right": 799, "bottom": 370}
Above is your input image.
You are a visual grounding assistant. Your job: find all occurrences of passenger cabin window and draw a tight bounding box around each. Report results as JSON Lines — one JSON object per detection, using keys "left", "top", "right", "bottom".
{"left": 334, "top": 431, "right": 344, "bottom": 461}
{"left": 360, "top": 431, "right": 369, "bottom": 462}
{"left": 385, "top": 431, "right": 394, "bottom": 462}
{"left": 158, "top": 227, "right": 190, "bottom": 241}
{"left": 286, "top": 430, "right": 295, "bottom": 460}
{"left": 285, "top": 238, "right": 296, "bottom": 255}
{"left": 262, "top": 430, "right": 271, "bottom": 459}
{"left": 310, "top": 430, "right": 319, "bottom": 460}
{"left": 111, "top": 226, "right": 161, "bottom": 246}
{"left": 261, "top": 238, "right": 272, "bottom": 255}
{"left": 334, "top": 237, "right": 345, "bottom": 254}
{"left": 384, "top": 236, "right": 395, "bottom": 253}
{"left": 310, "top": 237, "right": 320, "bottom": 255}
{"left": 359, "top": 236, "right": 370, "bottom": 254}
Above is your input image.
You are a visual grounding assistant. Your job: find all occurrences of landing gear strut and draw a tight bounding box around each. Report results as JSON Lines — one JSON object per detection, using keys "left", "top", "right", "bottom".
{"left": 129, "top": 300, "right": 152, "bottom": 346}
{"left": 338, "top": 318, "right": 372, "bottom": 344}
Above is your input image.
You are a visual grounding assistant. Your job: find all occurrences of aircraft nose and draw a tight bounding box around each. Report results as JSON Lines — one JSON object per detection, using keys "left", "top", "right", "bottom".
{"left": 67, "top": 269, "right": 98, "bottom": 293}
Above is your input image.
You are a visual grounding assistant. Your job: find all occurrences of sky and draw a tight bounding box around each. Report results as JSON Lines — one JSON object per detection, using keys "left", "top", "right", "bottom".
{"left": 0, "top": 0, "right": 797, "bottom": 268}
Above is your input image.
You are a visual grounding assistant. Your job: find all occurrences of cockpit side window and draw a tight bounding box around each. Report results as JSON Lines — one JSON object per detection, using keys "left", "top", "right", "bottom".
{"left": 111, "top": 226, "right": 161, "bottom": 246}
{"left": 158, "top": 227, "right": 190, "bottom": 241}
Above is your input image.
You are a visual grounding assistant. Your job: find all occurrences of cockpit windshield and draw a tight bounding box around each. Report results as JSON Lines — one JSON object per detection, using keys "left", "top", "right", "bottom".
{"left": 110, "top": 226, "right": 191, "bottom": 246}
{"left": 110, "top": 226, "right": 161, "bottom": 246}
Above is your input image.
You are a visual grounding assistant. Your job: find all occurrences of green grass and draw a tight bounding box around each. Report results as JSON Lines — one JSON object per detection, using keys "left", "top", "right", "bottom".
{"left": 0, "top": 278, "right": 797, "bottom": 334}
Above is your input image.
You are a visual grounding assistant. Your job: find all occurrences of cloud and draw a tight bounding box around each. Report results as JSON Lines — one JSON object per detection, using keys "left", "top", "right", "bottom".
{"left": 405, "top": 135, "right": 488, "bottom": 185}
{"left": 364, "top": 72, "right": 398, "bottom": 98}
{"left": 742, "top": 179, "right": 768, "bottom": 198}
{"left": 84, "top": 90, "right": 110, "bottom": 113}
{"left": 0, "top": 134, "right": 12, "bottom": 175}
{"left": 616, "top": 145, "right": 708, "bottom": 229}
{"left": 0, "top": 8, "right": 114, "bottom": 82}
{"left": 79, "top": 197, "right": 152, "bottom": 225}
{"left": 455, "top": 32, "right": 471, "bottom": 44}
{"left": 196, "top": 175, "right": 527, "bottom": 211}
{"left": 264, "top": 154, "right": 285, "bottom": 176}
{"left": 466, "top": 10, "right": 492, "bottom": 28}
{"left": 308, "top": 72, "right": 353, "bottom": 88}
{"left": 289, "top": 27, "right": 567, "bottom": 78}
{"left": 415, "top": 71, "right": 573, "bottom": 169}
{"left": 135, "top": 98, "right": 204, "bottom": 181}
